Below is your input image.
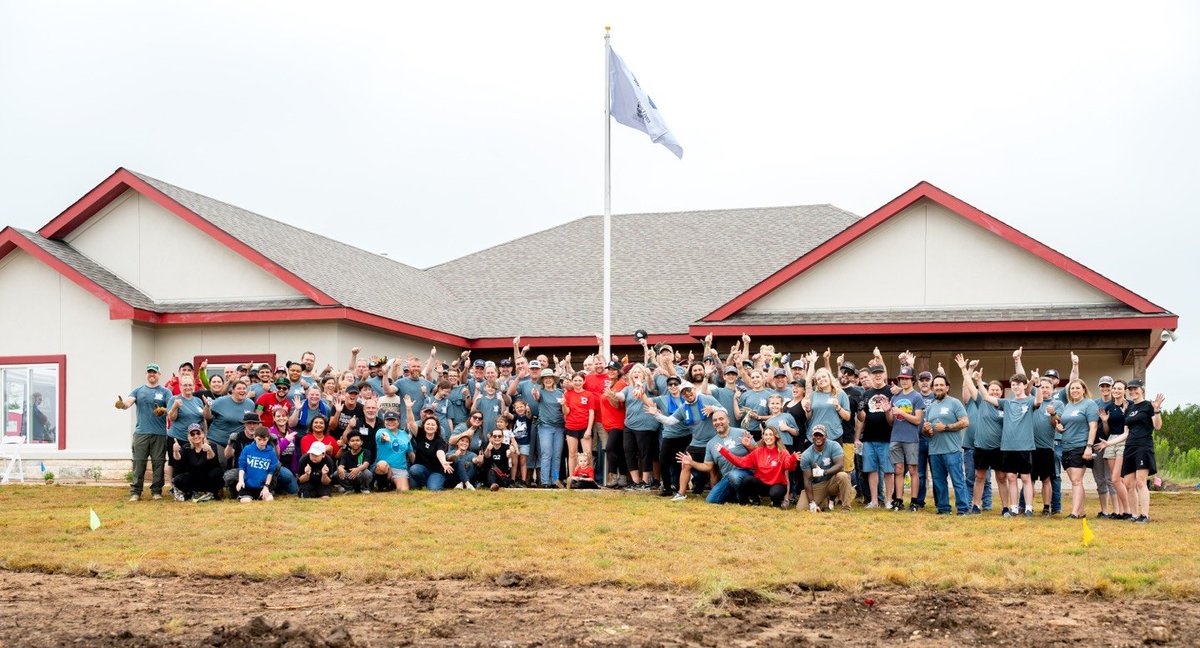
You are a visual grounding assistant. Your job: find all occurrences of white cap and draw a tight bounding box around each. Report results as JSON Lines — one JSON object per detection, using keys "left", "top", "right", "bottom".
{"left": 679, "top": 381, "right": 695, "bottom": 391}
{"left": 308, "top": 441, "right": 327, "bottom": 456}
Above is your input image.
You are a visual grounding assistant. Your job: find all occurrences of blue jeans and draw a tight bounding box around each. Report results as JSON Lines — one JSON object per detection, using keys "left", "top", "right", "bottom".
{"left": 450, "top": 458, "right": 476, "bottom": 486}
{"left": 914, "top": 435, "right": 931, "bottom": 507}
{"left": 706, "top": 468, "right": 753, "bottom": 504}
{"left": 930, "top": 451, "right": 969, "bottom": 513}
{"left": 538, "top": 424, "right": 565, "bottom": 485}
{"left": 962, "top": 446, "right": 993, "bottom": 510}
{"left": 409, "top": 464, "right": 447, "bottom": 491}
{"left": 275, "top": 467, "right": 299, "bottom": 495}
{"left": 1051, "top": 440, "right": 1063, "bottom": 513}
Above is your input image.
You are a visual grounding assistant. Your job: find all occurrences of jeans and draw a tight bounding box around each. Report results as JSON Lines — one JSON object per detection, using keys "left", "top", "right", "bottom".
{"left": 1051, "top": 440, "right": 1063, "bottom": 513}
{"left": 930, "top": 451, "right": 969, "bottom": 514}
{"left": 450, "top": 457, "right": 476, "bottom": 487}
{"left": 130, "top": 433, "right": 167, "bottom": 496}
{"left": 538, "top": 424, "right": 565, "bottom": 485}
{"left": 706, "top": 468, "right": 752, "bottom": 504}
{"left": 914, "top": 435, "right": 931, "bottom": 507}
{"left": 962, "top": 446, "right": 993, "bottom": 510}
{"left": 409, "top": 464, "right": 448, "bottom": 491}
{"left": 275, "top": 467, "right": 299, "bottom": 495}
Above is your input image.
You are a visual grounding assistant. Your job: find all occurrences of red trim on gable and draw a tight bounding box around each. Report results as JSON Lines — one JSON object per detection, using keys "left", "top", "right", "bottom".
{"left": 703, "top": 182, "right": 1166, "bottom": 321}
{"left": 37, "top": 169, "right": 339, "bottom": 307}
{"left": 0, "top": 228, "right": 134, "bottom": 315}
{"left": 689, "top": 315, "right": 1178, "bottom": 338}
{"left": 0, "top": 354, "right": 67, "bottom": 451}
{"left": 467, "top": 334, "right": 697, "bottom": 350}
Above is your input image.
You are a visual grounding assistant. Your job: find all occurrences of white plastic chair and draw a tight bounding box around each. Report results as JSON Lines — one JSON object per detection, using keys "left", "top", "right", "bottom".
{"left": 1, "top": 435, "right": 24, "bottom": 484}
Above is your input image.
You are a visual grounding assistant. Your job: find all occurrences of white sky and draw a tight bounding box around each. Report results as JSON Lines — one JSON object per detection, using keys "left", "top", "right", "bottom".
{"left": 1, "top": 1, "right": 1196, "bottom": 403}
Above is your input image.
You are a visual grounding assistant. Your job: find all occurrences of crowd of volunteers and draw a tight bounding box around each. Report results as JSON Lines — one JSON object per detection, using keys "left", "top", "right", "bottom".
{"left": 117, "top": 335, "right": 1167, "bottom": 522}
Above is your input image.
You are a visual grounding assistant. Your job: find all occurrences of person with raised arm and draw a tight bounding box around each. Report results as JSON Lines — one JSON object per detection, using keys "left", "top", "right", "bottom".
{"left": 1096, "top": 379, "right": 1164, "bottom": 523}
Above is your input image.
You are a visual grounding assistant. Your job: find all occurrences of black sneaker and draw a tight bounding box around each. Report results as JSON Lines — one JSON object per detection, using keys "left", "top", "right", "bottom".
{"left": 1135, "top": 516, "right": 1150, "bottom": 524}
{"left": 1097, "top": 512, "right": 1109, "bottom": 519}
{"left": 1001, "top": 509, "right": 1013, "bottom": 518}
{"left": 658, "top": 489, "right": 676, "bottom": 498}
{"left": 908, "top": 503, "right": 919, "bottom": 513}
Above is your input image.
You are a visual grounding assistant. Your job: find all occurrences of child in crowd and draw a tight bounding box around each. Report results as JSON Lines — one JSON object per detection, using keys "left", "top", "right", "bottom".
{"left": 446, "top": 435, "right": 476, "bottom": 490}
{"left": 298, "top": 441, "right": 335, "bottom": 499}
{"left": 568, "top": 453, "right": 598, "bottom": 489}
{"left": 337, "top": 433, "right": 373, "bottom": 493}
{"left": 511, "top": 399, "right": 533, "bottom": 486}
{"left": 236, "top": 428, "right": 278, "bottom": 502}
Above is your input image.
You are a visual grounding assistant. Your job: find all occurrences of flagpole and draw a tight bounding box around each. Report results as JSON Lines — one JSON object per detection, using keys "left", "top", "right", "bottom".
{"left": 602, "top": 25, "right": 612, "bottom": 363}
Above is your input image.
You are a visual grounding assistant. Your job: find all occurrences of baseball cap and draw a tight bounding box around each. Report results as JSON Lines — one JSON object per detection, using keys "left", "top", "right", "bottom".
{"left": 345, "top": 384, "right": 360, "bottom": 394}
{"left": 308, "top": 441, "right": 327, "bottom": 456}
{"left": 790, "top": 360, "right": 805, "bottom": 369}
{"left": 1126, "top": 378, "right": 1145, "bottom": 388}
{"left": 178, "top": 361, "right": 195, "bottom": 371}
{"left": 500, "top": 358, "right": 512, "bottom": 367}
{"left": 840, "top": 361, "right": 858, "bottom": 374}
{"left": 420, "top": 403, "right": 436, "bottom": 412}
{"left": 529, "top": 360, "right": 542, "bottom": 369}
{"left": 186, "top": 423, "right": 203, "bottom": 433}
{"left": 773, "top": 368, "right": 789, "bottom": 377}
{"left": 607, "top": 361, "right": 622, "bottom": 371}
{"left": 679, "top": 381, "right": 695, "bottom": 391}
{"left": 146, "top": 363, "right": 160, "bottom": 373}
{"left": 242, "top": 412, "right": 260, "bottom": 424}
{"left": 383, "top": 411, "right": 400, "bottom": 421}
{"left": 472, "top": 359, "right": 486, "bottom": 369}
{"left": 918, "top": 371, "right": 934, "bottom": 381}
{"left": 274, "top": 378, "right": 289, "bottom": 388}
{"left": 666, "top": 375, "right": 682, "bottom": 385}
{"left": 622, "top": 362, "right": 635, "bottom": 374}
{"left": 869, "top": 365, "right": 886, "bottom": 374}
{"left": 811, "top": 425, "right": 827, "bottom": 437}
{"left": 897, "top": 366, "right": 915, "bottom": 379}
{"left": 1098, "top": 375, "right": 1114, "bottom": 386}
{"left": 1045, "top": 369, "right": 1060, "bottom": 379}
{"left": 275, "top": 365, "right": 286, "bottom": 373}
{"left": 724, "top": 366, "right": 739, "bottom": 375}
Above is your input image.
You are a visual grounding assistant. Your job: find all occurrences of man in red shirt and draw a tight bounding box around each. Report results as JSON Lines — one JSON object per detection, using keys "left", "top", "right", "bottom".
{"left": 255, "top": 378, "right": 294, "bottom": 427}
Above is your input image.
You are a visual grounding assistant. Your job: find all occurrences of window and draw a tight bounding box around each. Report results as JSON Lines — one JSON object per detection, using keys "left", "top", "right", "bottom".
{"left": 1, "top": 355, "right": 66, "bottom": 449}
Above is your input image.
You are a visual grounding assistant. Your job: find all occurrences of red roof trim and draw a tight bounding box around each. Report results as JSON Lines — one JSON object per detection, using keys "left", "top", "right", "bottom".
{"left": 0, "top": 228, "right": 134, "bottom": 317}
{"left": 689, "top": 315, "right": 1178, "bottom": 337}
{"left": 37, "top": 169, "right": 339, "bottom": 306}
{"left": 0, "top": 354, "right": 67, "bottom": 450}
{"left": 703, "top": 182, "right": 1166, "bottom": 321}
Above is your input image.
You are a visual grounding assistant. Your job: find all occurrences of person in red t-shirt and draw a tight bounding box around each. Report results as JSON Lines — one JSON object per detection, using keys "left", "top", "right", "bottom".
{"left": 255, "top": 378, "right": 294, "bottom": 427}
{"left": 299, "top": 416, "right": 341, "bottom": 461}
{"left": 562, "top": 372, "right": 597, "bottom": 479}
{"left": 567, "top": 452, "right": 599, "bottom": 489}
{"left": 719, "top": 426, "right": 798, "bottom": 507}
{"left": 599, "top": 361, "right": 628, "bottom": 488}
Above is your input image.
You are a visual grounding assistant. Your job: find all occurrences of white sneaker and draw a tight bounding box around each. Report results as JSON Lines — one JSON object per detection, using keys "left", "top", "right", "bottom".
{"left": 466, "top": 483, "right": 476, "bottom": 490}
{"left": 671, "top": 493, "right": 687, "bottom": 502}
{"left": 454, "top": 482, "right": 464, "bottom": 489}
{"left": 171, "top": 488, "right": 186, "bottom": 502}
{"left": 129, "top": 494, "right": 140, "bottom": 502}
{"left": 865, "top": 501, "right": 879, "bottom": 509}
{"left": 828, "top": 500, "right": 835, "bottom": 512}
{"left": 151, "top": 493, "right": 163, "bottom": 501}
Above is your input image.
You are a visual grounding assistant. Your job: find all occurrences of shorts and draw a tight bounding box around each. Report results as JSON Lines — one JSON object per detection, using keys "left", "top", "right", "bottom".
{"left": 1030, "top": 448, "right": 1057, "bottom": 481}
{"left": 1121, "top": 446, "right": 1157, "bottom": 477}
{"left": 389, "top": 468, "right": 409, "bottom": 480}
{"left": 1103, "top": 441, "right": 1125, "bottom": 460}
{"left": 237, "top": 486, "right": 268, "bottom": 500}
{"left": 889, "top": 441, "right": 919, "bottom": 466}
{"left": 565, "top": 428, "right": 586, "bottom": 440}
{"left": 1060, "top": 446, "right": 1088, "bottom": 470}
{"left": 862, "top": 441, "right": 893, "bottom": 473}
{"left": 972, "top": 447, "right": 1001, "bottom": 472}
{"left": 517, "top": 444, "right": 531, "bottom": 457}
{"left": 1000, "top": 450, "right": 1033, "bottom": 475}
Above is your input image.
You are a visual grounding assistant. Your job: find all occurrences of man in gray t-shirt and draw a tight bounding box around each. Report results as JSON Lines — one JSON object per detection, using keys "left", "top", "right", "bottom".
{"left": 675, "top": 409, "right": 753, "bottom": 504}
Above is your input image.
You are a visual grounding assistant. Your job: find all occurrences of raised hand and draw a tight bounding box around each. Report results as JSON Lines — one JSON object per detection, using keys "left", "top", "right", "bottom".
{"left": 823, "top": 348, "right": 831, "bottom": 360}
{"left": 1153, "top": 393, "right": 1166, "bottom": 410}
{"left": 872, "top": 347, "right": 882, "bottom": 359}
{"left": 704, "top": 332, "right": 713, "bottom": 345}
{"left": 806, "top": 350, "right": 819, "bottom": 365}
{"left": 513, "top": 336, "right": 521, "bottom": 347}
{"left": 404, "top": 395, "right": 414, "bottom": 408}
{"left": 1013, "top": 346, "right": 1023, "bottom": 360}
{"left": 968, "top": 359, "right": 980, "bottom": 371}
{"left": 741, "top": 333, "right": 751, "bottom": 347}
{"left": 114, "top": 396, "right": 125, "bottom": 409}
{"left": 351, "top": 346, "right": 361, "bottom": 355}
{"left": 836, "top": 353, "right": 845, "bottom": 367}
{"left": 430, "top": 346, "right": 438, "bottom": 357}
{"left": 293, "top": 396, "right": 302, "bottom": 408}
{"left": 1070, "top": 352, "right": 1079, "bottom": 365}
{"left": 954, "top": 354, "right": 967, "bottom": 370}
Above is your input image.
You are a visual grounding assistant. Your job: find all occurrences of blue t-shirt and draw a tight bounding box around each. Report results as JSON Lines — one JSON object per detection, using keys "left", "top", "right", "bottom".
{"left": 664, "top": 395, "right": 722, "bottom": 448}
{"left": 889, "top": 390, "right": 924, "bottom": 443}
{"left": 208, "top": 395, "right": 256, "bottom": 445}
{"left": 395, "top": 377, "right": 435, "bottom": 428}
{"left": 704, "top": 428, "right": 751, "bottom": 475}
{"left": 963, "top": 396, "right": 979, "bottom": 449}
{"left": 1059, "top": 399, "right": 1099, "bottom": 450}
{"left": 537, "top": 387, "right": 565, "bottom": 428}
{"left": 807, "top": 391, "right": 849, "bottom": 442}
{"left": 1033, "top": 398, "right": 1058, "bottom": 449}
{"left": 925, "top": 395, "right": 967, "bottom": 455}
{"left": 621, "top": 385, "right": 659, "bottom": 431}
{"left": 514, "top": 378, "right": 539, "bottom": 418}
{"left": 238, "top": 442, "right": 279, "bottom": 489}
{"left": 475, "top": 394, "right": 504, "bottom": 436}
{"left": 129, "top": 385, "right": 172, "bottom": 436}
{"left": 998, "top": 396, "right": 1038, "bottom": 452}
{"left": 766, "top": 413, "right": 800, "bottom": 447}
{"left": 447, "top": 384, "right": 472, "bottom": 426}
{"left": 972, "top": 394, "right": 1004, "bottom": 450}
{"left": 375, "top": 428, "right": 412, "bottom": 470}
{"left": 709, "top": 386, "right": 737, "bottom": 418}
{"left": 800, "top": 442, "right": 844, "bottom": 484}
{"left": 169, "top": 394, "right": 206, "bottom": 441}
{"left": 737, "top": 389, "right": 772, "bottom": 433}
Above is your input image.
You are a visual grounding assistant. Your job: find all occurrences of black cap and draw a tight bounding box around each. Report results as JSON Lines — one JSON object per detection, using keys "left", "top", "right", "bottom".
{"left": 383, "top": 411, "right": 400, "bottom": 421}
{"left": 500, "top": 358, "right": 512, "bottom": 367}
{"left": 607, "top": 361, "right": 622, "bottom": 371}
{"left": 345, "top": 384, "right": 360, "bottom": 394}
{"left": 666, "top": 375, "right": 681, "bottom": 385}
{"left": 242, "top": 412, "right": 261, "bottom": 424}
{"left": 840, "top": 361, "right": 857, "bottom": 374}
{"left": 1126, "top": 378, "right": 1145, "bottom": 388}
{"left": 869, "top": 365, "right": 886, "bottom": 374}
{"left": 1045, "top": 369, "right": 1060, "bottom": 379}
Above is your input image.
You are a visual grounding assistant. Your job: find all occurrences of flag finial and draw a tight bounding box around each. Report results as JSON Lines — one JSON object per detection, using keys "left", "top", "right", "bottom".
{"left": 605, "top": 25, "right": 611, "bottom": 33}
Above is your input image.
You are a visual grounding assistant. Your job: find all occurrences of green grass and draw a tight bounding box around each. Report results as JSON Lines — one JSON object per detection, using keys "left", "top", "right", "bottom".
{"left": 1, "top": 486, "right": 1197, "bottom": 598}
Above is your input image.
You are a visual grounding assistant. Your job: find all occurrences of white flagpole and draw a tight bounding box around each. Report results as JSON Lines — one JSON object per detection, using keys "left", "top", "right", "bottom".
{"left": 602, "top": 26, "right": 612, "bottom": 363}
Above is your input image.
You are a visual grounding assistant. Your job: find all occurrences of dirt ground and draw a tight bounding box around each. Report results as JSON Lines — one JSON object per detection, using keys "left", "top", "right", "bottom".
{"left": 0, "top": 570, "right": 1193, "bottom": 647}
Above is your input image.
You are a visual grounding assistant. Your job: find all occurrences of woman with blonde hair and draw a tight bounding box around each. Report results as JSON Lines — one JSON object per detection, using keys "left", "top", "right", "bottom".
{"left": 613, "top": 363, "right": 658, "bottom": 490}
{"left": 802, "top": 351, "right": 852, "bottom": 473}
{"left": 1056, "top": 378, "right": 1099, "bottom": 519}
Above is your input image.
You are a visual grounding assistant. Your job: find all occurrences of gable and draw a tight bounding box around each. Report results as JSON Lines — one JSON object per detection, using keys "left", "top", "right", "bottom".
{"left": 63, "top": 188, "right": 303, "bottom": 303}
{"left": 745, "top": 198, "right": 1120, "bottom": 313}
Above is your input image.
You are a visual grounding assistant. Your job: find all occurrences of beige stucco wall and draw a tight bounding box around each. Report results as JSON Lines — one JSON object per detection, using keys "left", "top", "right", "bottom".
{"left": 333, "top": 322, "right": 462, "bottom": 373}
{"left": 63, "top": 188, "right": 301, "bottom": 303}
{"left": 747, "top": 199, "right": 1119, "bottom": 312}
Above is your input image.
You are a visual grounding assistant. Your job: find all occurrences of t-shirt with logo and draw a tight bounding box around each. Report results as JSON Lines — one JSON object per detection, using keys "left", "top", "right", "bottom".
{"left": 1059, "top": 398, "right": 1099, "bottom": 450}
{"left": 1033, "top": 399, "right": 1058, "bottom": 450}
{"left": 375, "top": 428, "right": 412, "bottom": 470}
{"left": 703, "top": 428, "right": 751, "bottom": 475}
{"left": 972, "top": 394, "right": 1004, "bottom": 451}
{"left": 859, "top": 387, "right": 893, "bottom": 443}
{"left": 998, "top": 396, "right": 1038, "bottom": 452}
{"left": 476, "top": 393, "right": 505, "bottom": 437}
{"left": 169, "top": 394, "right": 206, "bottom": 442}
{"left": 563, "top": 390, "right": 597, "bottom": 431}
{"left": 130, "top": 384, "right": 172, "bottom": 436}
{"left": 800, "top": 442, "right": 844, "bottom": 484}
{"left": 208, "top": 395, "right": 257, "bottom": 446}
{"left": 331, "top": 402, "right": 364, "bottom": 442}
{"left": 737, "top": 389, "right": 772, "bottom": 433}
{"left": 480, "top": 442, "right": 514, "bottom": 475}
{"left": 1122, "top": 400, "right": 1155, "bottom": 449}
{"left": 807, "top": 391, "right": 849, "bottom": 443}
{"left": 889, "top": 390, "right": 925, "bottom": 444}
{"left": 411, "top": 433, "right": 448, "bottom": 472}
{"left": 238, "top": 442, "right": 279, "bottom": 489}
{"left": 925, "top": 396, "right": 967, "bottom": 455}
{"left": 621, "top": 385, "right": 659, "bottom": 431}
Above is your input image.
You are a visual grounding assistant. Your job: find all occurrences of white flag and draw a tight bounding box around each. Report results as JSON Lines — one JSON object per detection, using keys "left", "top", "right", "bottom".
{"left": 608, "top": 47, "right": 683, "bottom": 159}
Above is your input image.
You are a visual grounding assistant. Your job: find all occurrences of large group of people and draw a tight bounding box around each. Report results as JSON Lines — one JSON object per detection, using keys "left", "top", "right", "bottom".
{"left": 118, "top": 335, "right": 1167, "bottom": 522}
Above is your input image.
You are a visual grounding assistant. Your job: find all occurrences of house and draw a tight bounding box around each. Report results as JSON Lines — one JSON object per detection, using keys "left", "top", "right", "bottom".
{"left": 0, "top": 168, "right": 1177, "bottom": 478}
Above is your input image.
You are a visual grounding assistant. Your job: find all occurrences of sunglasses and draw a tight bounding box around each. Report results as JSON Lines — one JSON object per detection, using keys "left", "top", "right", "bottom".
{"left": 491, "top": 434, "right": 503, "bottom": 438}
{"left": 471, "top": 415, "right": 483, "bottom": 419}
{"left": 188, "top": 431, "right": 204, "bottom": 436}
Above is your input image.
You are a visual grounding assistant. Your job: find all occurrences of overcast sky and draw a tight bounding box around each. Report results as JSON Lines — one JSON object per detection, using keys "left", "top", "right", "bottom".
{"left": 1, "top": 1, "right": 1196, "bottom": 402}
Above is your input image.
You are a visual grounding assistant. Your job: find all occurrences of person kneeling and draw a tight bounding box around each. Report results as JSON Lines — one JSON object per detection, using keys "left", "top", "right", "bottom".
{"left": 337, "top": 434, "right": 374, "bottom": 493}
{"left": 474, "top": 429, "right": 519, "bottom": 491}
{"left": 798, "top": 425, "right": 854, "bottom": 512}
{"left": 568, "top": 453, "right": 598, "bottom": 489}
{"left": 236, "top": 427, "right": 278, "bottom": 503}
{"left": 170, "top": 423, "right": 222, "bottom": 502}
{"left": 299, "top": 442, "right": 335, "bottom": 499}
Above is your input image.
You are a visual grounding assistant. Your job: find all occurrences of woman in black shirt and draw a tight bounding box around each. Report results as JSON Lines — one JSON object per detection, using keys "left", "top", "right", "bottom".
{"left": 1095, "top": 378, "right": 1164, "bottom": 523}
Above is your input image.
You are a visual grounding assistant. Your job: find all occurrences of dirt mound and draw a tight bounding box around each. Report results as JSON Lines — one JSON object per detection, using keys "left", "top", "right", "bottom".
{"left": 204, "top": 616, "right": 358, "bottom": 648}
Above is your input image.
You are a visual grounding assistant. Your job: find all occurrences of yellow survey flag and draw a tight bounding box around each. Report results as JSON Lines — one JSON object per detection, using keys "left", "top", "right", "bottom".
{"left": 1082, "top": 518, "right": 1094, "bottom": 546}
{"left": 89, "top": 508, "right": 101, "bottom": 531}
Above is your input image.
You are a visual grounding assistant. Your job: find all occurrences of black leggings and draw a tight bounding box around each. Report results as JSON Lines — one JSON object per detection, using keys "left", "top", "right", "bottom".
{"left": 738, "top": 476, "right": 787, "bottom": 507}
{"left": 604, "top": 427, "right": 627, "bottom": 476}
{"left": 624, "top": 428, "right": 657, "bottom": 476}
{"left": 658, "top": 434, "right": 693, "bottom": 491}
{"left": 172, "top": 466, "right": 222, "bottom": 496}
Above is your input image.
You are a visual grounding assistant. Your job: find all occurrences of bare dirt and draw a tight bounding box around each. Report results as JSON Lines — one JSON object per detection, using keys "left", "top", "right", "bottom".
{"left": 1, "top": 570, "right": 1194, "bottom": 647}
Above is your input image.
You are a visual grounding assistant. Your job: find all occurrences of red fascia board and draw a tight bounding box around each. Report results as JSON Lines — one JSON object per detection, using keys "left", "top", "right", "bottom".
{"left": 689, "top": 316, "right": 1178, "bottom": 337}
{"left": 38, "top": 169, "right": 338, "bottom": 307}
{"left": 703, "top": 182, "right": 1165, "bottom": 321}
{"left": 0, "top": 354, "right": 67, "bottom": 450}
{"left": 0, "top": 228, "right": 134, "bottom": 316}
{"left": 467, "top": 334, "right": 697, "bottom": 350}
{"left": 142, "top": 307, "right": 470, "bottom": 347}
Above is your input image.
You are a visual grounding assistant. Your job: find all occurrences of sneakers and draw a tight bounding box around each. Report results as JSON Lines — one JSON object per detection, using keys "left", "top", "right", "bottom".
{"left": 1024, "top": 510, "right": 1034, "bottom": 518}
{"left": 908, "top": 503, "right": 919, "bottom": 513}
{"left": 892, "top": 498, "right": 905, "bottom": 511}
{"left": 1131, "top": 515, "right": 1149, "bottom": 523}
{"left": 128, "top": 493, "right": 140, "bottom": 502}
{"left": 1041, "top": 505, "right": 1051, "bottom": 517}
{"left": 1097, "top": 512, "right": 1110, "bottom": 519}
{"left": 658, "top": 489, "right": 676, "bottom": 498}
{"left": 865, "top": 501, "right": 879, "bottom": 509}
{"left": 151, "top": 493, "right": 163, "bottom": 501}
{"left": 970, "top": 505, "right": 982, "bottom": 515}
{"left": 171, "top": 488, "right": 186, "bottom": 502}
{"left": 466, "top": 482, "right": 476, "bottom": 491}
{"left": 1001, "top": 509, "right": 1013, "bottom": 518}
{"left": 454, "top": 482, "right": 464, "bottom": 489}
{"left": 1067, "top": 514, "right": 1086, "bottom": 520}
{"left": 193, "top": 492, "right": 215, "bottom": 503}
{"left": 671, "top": 493, "right": 687, "bottom": 502}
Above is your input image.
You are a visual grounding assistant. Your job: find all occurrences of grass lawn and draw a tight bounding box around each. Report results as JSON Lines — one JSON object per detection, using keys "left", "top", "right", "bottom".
{"left": 1, "top": 486, "right": 1196, "bottom": 598}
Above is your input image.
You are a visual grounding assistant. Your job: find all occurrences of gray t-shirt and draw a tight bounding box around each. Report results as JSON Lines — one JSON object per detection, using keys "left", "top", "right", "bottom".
{"left": 704, "top": 428, "right": 751, "bottom": 475}
{"left": 924, "top": 395, "right": 967, "bottom": 455}
{"left": 208, "top": 395, "right": 256, "bottom": 445}
{"left": 998, "top": 396, "right": 1038, "bottom": 452}
{"left": 129, "top": 385, "right": 171, "bottom": 436}
{"left": 800, "top": 442, "right": 844, "bottom": 484}
{"left": 889, "top": 390, "right": 924, "bottom": 443}
{"left": 621, "top": 385, "right": 659, "bottom": 431}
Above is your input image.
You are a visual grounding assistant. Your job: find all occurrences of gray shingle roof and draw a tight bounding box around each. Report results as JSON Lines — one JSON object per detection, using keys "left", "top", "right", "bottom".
{"left": 426, "top": 205, "right": 862, "bottom": 337}
{"left": 129, "top": 171, "right": 463, "bottom": 335}
{"left": 710, "top": 304, "right": 1162, "bottom": 326}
